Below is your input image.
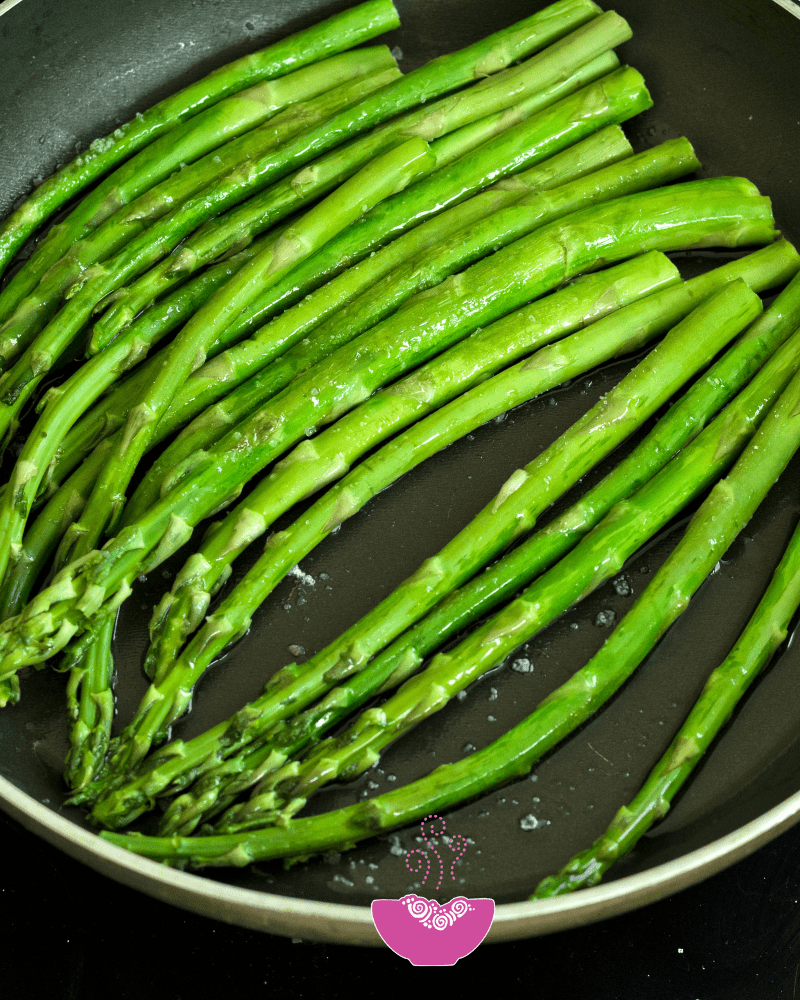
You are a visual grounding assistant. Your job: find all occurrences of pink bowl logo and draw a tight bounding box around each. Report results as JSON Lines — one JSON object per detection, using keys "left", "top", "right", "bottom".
{"left": 372, "top": 895, "right": 494, "bottom": 966}
{"left": 371, "top": 814, "right": 494, "bottom": 965}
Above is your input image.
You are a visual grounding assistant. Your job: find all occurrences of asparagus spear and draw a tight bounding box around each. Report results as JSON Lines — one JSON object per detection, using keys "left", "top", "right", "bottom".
{"left": 532, "top": 513, "right": 800, "bottom": 898}
{"left": 55, "top": 121, "right": 632, "bottom": 509}
{"left": 92, "top": 13, "right": 632, "bottom": 347}
{"left": 141, "top": 55, "right": 618, "bottom": 356}
{"left": 63, "top": 617, "right": 115, "bottom": 793}
{"left": 65, "top": 251, "right": 676, "bottom": 794}
{"left": 0, "top": 127, "right": 637, "bottom": 622}
{"left": 138, "top": 137, "right": 702, "bottom": 633}
{"left": 0, "top": 56, "right": 399, "bottom": 370}
{"left": 0, "top": 61, "right": 400, "bottom": 443}
{"left": 16, "top": 231, "right": 277, "bottom": 529}
{"left": 86, "top": 278, "right": 761, "bottom": 826}
{"left": 0, "top": 0, "right": 404, "bottom": 285}
{"left": 126, "top": 134, "right": 691, "bottom": 528}
{"left": 0, "top": 443, "right": 113, "bottom": 622}
{"left": 1, "top": 130, "right": 635, "bottom": 628}
{"left": 7, "top": 137, "right": 436, "bottom": 583}
{"left": 71, "top": 248, "right": 800, "bottom": 799}
{"left": 30, "top": 246, "right": 800, "bottom": 797}
{"left": 0, "top": 20, "right": 635, "bottom": 452}
{"left": 200, "top": 264, "right": 800, "bottom": 835}
{"left": 99, "top": 336, "right": 800, "bottom": 867}
{"left": 48, "top": 62, "right": 644, "bottom": 558}
{"left": 47, "top": 137, "right": 435, "bottom": 783}
{"left": 0, "top": 180, "right": 776, "bottom": 682}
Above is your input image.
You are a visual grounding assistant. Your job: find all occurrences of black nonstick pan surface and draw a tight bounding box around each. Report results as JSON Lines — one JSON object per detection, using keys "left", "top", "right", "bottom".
{"left": 1, "top": 0, "right": 800, "bottom": 945}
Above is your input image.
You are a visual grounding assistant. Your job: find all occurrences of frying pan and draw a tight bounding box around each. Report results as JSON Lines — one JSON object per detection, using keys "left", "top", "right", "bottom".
{"left": 1, "top": 0, "right": 800, "bottom": 946}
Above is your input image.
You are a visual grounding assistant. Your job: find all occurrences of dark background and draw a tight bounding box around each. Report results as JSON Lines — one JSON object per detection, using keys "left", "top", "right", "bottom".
{"left": 5, "top": 804, "right": 800, "bottom": 998}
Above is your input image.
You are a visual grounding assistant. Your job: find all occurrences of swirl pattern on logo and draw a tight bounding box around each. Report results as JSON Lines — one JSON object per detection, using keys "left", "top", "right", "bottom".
{"left": 406, "top": 896, "right": 432, "bottom": 921}
{"left": 400, "top": 894, "right": 475, "bottom": 931}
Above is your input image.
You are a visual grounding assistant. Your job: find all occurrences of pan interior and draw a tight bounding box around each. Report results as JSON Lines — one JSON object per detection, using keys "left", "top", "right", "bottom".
{"left": 0, "top": 0, "right": 799, "bottom": 923}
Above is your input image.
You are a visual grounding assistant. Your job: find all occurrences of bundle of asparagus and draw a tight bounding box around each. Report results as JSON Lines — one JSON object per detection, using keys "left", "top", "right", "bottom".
{"left": 1, "top": 0, "right": 799, "bottom": 901}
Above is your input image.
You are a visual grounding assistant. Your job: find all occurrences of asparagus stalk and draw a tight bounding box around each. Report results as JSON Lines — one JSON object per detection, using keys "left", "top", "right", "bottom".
{"left": 69, "top": 252, "right": 677, "bottom": 797}
{"left": 143, "top": 251, "right": 678, "bottom": 682}
{"left": 13, "top": 137, "right": 436, "bottom": 581}
{"left": 0, "top": 678, "right": 19, "bottom": 709}
{"left": 0, "top": 126, "right": 636, "bottom": 618}
{"left": 0, "top": 57, "right": 399, "bottom": 370}
{"left": 86, "top": 278, "right": 762, "bottom": 826}
{"left": 127, "top": 135, "right": 692, "bottom": 528}
{"left": 0, "top": 128, "right": 639, "bottom": 619}
{"left": 0, "top": 2, "right": 600, "bottom": 450}
{"left": 92, "top": 14, "right": 632, "bottom": 347}
{"left": 99, "top": 333, "right": 800, "bottom": 867}
{"left": 55, "top": 63, "right": 645, "bottom": 558}
{"left": 0, "top": 21, "right": 635, "bottom": 453}
{"left": 0, "top": 0, "right": 404, "bottom": 285}
{"left": 200, "top": 264, "right": 800, "bottom": 836}
{"left": 8, "top": 218, "right": 295, "bottom": 529}
{"left": 147, "top": 54, "right": 618, "bottom": 357}
{"left": 48, "top": 137, "right": 433, "bottom": 781}
{"left": 76, "top": 249, "right": 800, "bottom": 804}
{"left": 63, "top": 616, "right": 115, "bottom": 792}
{"left": 0, "top": 443, "right": 113, "bottom": 622}
{"left": 57, "top": 121, "right": 632, "bottom": 509}
{"left": 532, "top": 513, "right": 800, "bottom": 898}
{"left": 43, "top": 249, "right": 800, "bottom": 804}
{"left": 84, "top": 9, "right": 632, "bottom": 354}
{"left": 0, "top": 62, "right": 401, "bottom": 445}
{"left": 0, "top": 180, "right": 776, "bottom": 682}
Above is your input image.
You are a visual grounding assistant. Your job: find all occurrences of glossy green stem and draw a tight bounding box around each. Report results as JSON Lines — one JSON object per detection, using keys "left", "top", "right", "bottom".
{"left": 0, "top": 180, "right": 776, "bottom": 681}
{"left": 57, "top": 138, "right": 435, "bottom": 572}
{"left": 92, "top": 13, "right": 631, "bottom": 347}
{"left": 0, "top": 0, "right": 403, "bottom": 286}
{"left": 28, "top": 233, "right": 281, "bottom": 507}
{"left": 90, "top": 279, "right": 760, "bottom": 829}
{"left": 0, "top": 3, "right": 591, "bottom": 454}
{"left": 129, "top": 130, "right": 678, "bottom": 531}
{"left": 63, "top": 616, "right": 115, "bottom": 793}
{"left": 99, "top": 333, "right": 800, "bottom": 868}
{"left": 3, "top": 127, "right": 634, "bottom": 621}
{"left": 0, "top": 443, "right": 112, "bottom": 622}
{"left": 0, "top": 56, "right": 397, "bottom": 371}
{"left": 212, "top": 265, "right": 800, "bottom": 834}
{"left": 73, "top": 64, "right": 642, "bottom": 554}
{"left": 140, "top": 138, "right": 700, "bottom": 675}
{"left": 533, "top": 510, "right": 800, "bottom": 898}
{"left": 52, "top": 114, "right": 627, "bottom": 506}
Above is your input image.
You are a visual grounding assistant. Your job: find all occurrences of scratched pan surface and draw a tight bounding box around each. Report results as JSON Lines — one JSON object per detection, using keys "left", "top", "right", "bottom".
{"left": 1, "top": 0, "right": 800, "bottom": 944}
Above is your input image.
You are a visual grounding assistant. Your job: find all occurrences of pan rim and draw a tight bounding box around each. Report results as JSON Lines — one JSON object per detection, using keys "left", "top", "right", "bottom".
{"left": 4, "top": 769, "right": 800, "bottom": 942}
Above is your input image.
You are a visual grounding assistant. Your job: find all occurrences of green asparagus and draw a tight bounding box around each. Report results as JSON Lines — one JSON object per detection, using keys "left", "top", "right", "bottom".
{"left": 0, "top": 180, "right": 777, "bottom": 686}
{"left": 99, "top": 339, "right": 800, "bottom": 866}
{"left": 42, "top": 124, "right": 633, "bottom": 516}
{"left": 0, "top": 0, "right": 404, "bottom": 285}
{"left": 92, "top": 11, "right": 632, "bottom": 347}
{"left": 532, "top": 511, "right": 800, "bottom": 897}
{"left": 57, "top": 62, "right": 647, "bottom": 565}
{"left": 44, "top": 138, "right": 436, "bottom": 573}
{"left": 127, "top": 135, "right": 692, "bottom": 529}
{"left": 86, "top": 278, "right": 761, "bottom": 826}
{"left": 0, "top": 127, "right": 638, "bottom": 623}
{"left": 0, "top": 55, "right": 398, "bottom": 370}
{"left": 0, "top": 6, "right": 604, "bottom": 456}
{"left": 205, "top": 266, "right": 800, "bottom": 835}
